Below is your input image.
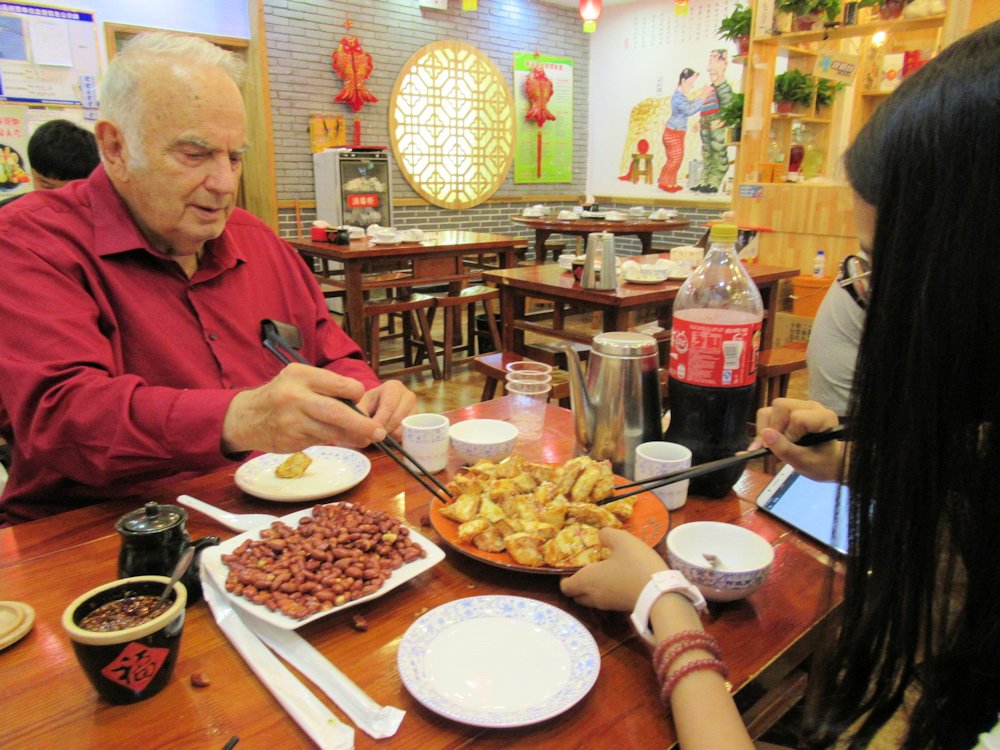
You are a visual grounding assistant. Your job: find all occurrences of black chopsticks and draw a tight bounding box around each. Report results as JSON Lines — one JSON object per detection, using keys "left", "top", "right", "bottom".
{"left": 260, "top": 320, "right": 452, "bottom": 503}
{"left": 601, "top": 427, "right": 846, "bottom": 505}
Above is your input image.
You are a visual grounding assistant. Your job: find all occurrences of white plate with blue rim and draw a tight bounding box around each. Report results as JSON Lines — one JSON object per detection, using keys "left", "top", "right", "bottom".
{"left": 397, "top": 595, "right": 600, "bottom": 727}
{"left": 234, "top": 446, "right": 371, "bottom": 502}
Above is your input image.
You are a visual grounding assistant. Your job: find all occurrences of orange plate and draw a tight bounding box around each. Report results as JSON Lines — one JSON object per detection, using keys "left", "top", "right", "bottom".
{"left": 430, "top": 490, "right": 668, "bottom": 576}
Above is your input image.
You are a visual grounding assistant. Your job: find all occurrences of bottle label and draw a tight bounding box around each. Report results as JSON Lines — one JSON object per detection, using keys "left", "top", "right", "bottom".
{"left": 669, "top": 312, "right": 762, "bottom": 387}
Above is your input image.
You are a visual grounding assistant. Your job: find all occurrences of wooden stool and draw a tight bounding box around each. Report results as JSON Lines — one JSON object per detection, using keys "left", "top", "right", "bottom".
{"left": 534, "top": 238, "right": 569, "bottom": 265}
{"left": 629, "top": 153, "right": 654, "bottom": 184}
{"left": 756, "top": 342, "right": 809, "bottom": 472}
{"left": 433, "top": 285, "right": 503, "bottom": 379}
{"left": 473, "top": 351, "right": 572, "bottom": 406}
{"left": 364, "top": 295, "right": 442, "bottom": 380}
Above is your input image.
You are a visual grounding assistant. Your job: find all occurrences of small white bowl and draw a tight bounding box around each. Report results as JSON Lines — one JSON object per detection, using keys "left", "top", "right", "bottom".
{"left": 449, "top": 419, "right": 518, "bottom": 464}
{"left": 666, "top": 522, "right": 774, "bottom": 602}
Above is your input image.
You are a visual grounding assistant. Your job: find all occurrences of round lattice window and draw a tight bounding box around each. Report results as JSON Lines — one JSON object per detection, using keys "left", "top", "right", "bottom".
{"left": 390, "top": 40, "right": 514, "bottom": 210}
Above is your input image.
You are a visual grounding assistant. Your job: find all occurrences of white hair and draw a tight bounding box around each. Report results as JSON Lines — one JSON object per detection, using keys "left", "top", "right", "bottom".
{"left": 99, "top": 32, "right": 246, "bottom": 169}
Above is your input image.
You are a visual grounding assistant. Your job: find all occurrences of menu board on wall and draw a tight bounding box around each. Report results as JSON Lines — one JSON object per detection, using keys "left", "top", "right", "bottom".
{"left": 513, "top": 53, "right": 573, "bottom": 184}
{"left": 0, "top": 2, "right": 100, "bottom": 107}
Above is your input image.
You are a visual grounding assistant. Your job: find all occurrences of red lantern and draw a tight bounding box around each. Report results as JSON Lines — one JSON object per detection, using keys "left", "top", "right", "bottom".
{"left": 579, "top": 0, "right": 602, "bottom": 33}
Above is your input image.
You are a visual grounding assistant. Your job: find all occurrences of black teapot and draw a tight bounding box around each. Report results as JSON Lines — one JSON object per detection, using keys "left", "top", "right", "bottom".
{"left": 115, "top": 502, "right": 219, "bottom": 606}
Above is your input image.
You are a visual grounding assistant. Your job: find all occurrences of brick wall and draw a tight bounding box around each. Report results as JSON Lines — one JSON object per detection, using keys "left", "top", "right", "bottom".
{"left": 263, "top": 0, "right": 710, "bottom": 252}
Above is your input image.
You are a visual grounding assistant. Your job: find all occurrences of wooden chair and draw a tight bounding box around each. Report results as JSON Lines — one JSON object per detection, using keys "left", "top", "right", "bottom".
{"left": 473, "top": 351, "right": 572, "bottom": 406}
{"left": 431, "top": 285, "right": 503, "bottom": 379}
{"left": 364, "top": 294, "right": 442, "bottom": 380}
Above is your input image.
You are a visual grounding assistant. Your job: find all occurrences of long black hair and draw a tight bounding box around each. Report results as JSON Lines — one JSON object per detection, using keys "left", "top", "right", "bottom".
{"left": 804, "top": 20, "right": 1000, "bottom": 749}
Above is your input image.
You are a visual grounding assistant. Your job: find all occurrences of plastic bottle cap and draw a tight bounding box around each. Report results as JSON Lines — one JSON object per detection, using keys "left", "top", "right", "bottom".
{"left": 709, "top": 223, "right": 738, "bottom": 244}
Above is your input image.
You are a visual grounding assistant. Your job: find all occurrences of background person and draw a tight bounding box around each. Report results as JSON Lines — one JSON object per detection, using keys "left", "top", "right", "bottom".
{"left": 28, "top": 118, "right": 100, "bottom": 189}
{"left": 0, "top": 32, "right": 414, "bottom": 526}
{"left": 563, "top": 21, "right": 1000, "bottom": 749}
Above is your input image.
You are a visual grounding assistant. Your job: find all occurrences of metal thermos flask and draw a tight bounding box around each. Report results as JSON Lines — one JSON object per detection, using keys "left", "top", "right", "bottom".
{"left": 582, "top": 232, "right": 617, "bottom": 291}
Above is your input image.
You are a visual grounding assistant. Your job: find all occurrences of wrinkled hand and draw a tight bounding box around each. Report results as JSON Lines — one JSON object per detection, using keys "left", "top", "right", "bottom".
{"left": 222, "top": 363, "right": 387, "bottom": 453}
{"left": 357, "top": 379, "right": 417, "bottom": 441}
{"left": 560, "top": 528, "right": 668, "bottom": 612}
{"left": 747, "top": 397, "right": 846, "bottom": 482}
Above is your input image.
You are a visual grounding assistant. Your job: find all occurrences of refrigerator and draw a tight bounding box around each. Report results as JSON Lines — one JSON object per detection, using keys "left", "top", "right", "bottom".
{"left": 313, "top": 148, "right": 394, "bottom": 230}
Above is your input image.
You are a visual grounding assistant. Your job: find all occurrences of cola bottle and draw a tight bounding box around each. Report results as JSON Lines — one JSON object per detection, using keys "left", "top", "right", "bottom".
{"left": 665, "top": 223, "right": 763, "bottom": 497}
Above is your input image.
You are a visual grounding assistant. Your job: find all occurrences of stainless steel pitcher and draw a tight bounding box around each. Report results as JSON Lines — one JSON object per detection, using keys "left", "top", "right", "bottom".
{"left": 581, "top": 232, "right": 617, "bottom": 290}
{"left": 562, "top": 332, "right": 663, "bottom": 478}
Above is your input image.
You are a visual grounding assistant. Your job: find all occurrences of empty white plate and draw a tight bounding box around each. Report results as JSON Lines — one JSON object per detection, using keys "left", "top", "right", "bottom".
{"left": 234, "top": 446, "right": 371, "bottom": 502}
{"left": 397, "top": 595, "right": 599, "bottom": 727}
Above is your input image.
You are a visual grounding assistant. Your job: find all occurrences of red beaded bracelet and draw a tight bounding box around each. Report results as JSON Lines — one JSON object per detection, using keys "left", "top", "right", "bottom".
{"left": 659, "top": 657, "right": 729, "bottom": 707}
{"left": 655, "top": 640, "right": 722, "bottom": 684}
{"left": 652, "top": 631, "right": 721, "bottom": 672}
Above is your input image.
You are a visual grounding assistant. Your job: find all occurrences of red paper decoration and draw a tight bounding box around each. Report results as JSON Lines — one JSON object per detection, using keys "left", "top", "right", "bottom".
{"left": 524, "top": 66, "right": 556, "bottom": 127}
{"left": 332, "top": 35, "right": 378, "bottom": 113}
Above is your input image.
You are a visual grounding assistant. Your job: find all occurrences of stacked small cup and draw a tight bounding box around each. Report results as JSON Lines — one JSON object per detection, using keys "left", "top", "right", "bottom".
{"left": 504, "top": 361, "right": 552, "bottom": 441}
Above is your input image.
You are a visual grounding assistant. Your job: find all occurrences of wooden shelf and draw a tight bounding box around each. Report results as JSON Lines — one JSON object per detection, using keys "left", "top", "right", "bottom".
{"left": 752, "top": 14, "right": 946, "bottom": 46}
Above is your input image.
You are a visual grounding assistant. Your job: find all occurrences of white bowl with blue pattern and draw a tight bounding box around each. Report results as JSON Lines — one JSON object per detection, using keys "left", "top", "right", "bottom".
{"left": 449, "top": 419, "right": 518, "bottom": 464}
{"left": 666, "top": 521, "right": 774, "bottom": 602}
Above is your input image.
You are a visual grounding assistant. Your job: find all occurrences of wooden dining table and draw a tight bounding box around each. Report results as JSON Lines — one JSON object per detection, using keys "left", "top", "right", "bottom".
{"left": 510, "top": 215, "right": 691, "bottom": 262}
{"left": 482, "top": 261, "right": 800, "bottom": 356}
{"left": 289, "top": 230, "right": 523, "bottom": 354}
{"left": 0, "top": 399, "right": 842, "bottom": 749}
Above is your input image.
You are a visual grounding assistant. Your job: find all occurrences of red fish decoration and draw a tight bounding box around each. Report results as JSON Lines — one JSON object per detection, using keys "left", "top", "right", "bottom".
{"left": 332, "top": 36, "right": 378, "bottom": 113}
{"left": 524, "top": 66, "right": 556, "bottom": 127}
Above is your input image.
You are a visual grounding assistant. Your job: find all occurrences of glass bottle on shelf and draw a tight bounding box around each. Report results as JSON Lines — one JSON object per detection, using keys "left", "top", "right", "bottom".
{"left": 767, "top": 129, "right": 785, "bottom": 164}
{"left": 787, "top": 123, "right": 805, "bottom": 178}
{"left": 801, "top": 126, "right": 825, "bottom": 179}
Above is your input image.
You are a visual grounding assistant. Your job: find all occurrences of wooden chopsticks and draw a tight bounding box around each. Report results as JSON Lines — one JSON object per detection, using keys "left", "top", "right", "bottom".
{"left": 260, "top": 321, "right": 452, "bottom": 503}
{"left": 601, "top": 427, "right": 846, "bottom": 505}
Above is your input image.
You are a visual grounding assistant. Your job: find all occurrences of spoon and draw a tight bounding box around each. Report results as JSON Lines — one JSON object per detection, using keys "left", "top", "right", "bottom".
{"left": 158, "top": 545, "right": 195, "bottom": 604}
{"left": 177, "top": 494, "right": 279, "bottom": 533}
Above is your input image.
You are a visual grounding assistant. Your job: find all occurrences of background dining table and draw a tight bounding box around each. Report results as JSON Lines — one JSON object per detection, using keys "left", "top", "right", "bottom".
{"left": 0, "top": 399, "right": 842, "bottom": 749}
{"left": 483, "top": 261, "right": 799, "bottom": 355}
{"left": 290, "top": 230, "right": 523, "bottom": 353}
{"left": 510, "top": 214, "right": 691, "bottom": 262}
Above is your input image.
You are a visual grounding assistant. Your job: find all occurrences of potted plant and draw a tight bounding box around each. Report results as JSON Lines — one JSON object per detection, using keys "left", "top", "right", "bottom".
{"left": 717, "top": 4, "right": 753, "bottom": 56}
{"left": 719, "top": 92, "right": 746, "bottom": 142}
{"left": 773, "top": 70, "right": 814, "bottom": 113}
{"left": 775, "top": 0, "right": 842, "bottom": 30}
{"left": 815, "top": 78, "right": 846, "bottom": 112}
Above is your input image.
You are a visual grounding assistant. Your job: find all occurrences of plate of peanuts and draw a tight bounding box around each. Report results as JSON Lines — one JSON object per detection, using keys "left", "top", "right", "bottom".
{"left": 200, "top": 501, "right": 445, "bottom": 629}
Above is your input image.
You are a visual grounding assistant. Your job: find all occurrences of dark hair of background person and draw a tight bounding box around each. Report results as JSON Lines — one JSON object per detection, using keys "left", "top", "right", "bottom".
{"left": 803, "top": 20, "right": 1000, "bottom": 750}
{"left": 677, "top": 67, "right": 697, "bottom": 86}
{"left": 27, "top": 119, "right": 99, "bottom": 181}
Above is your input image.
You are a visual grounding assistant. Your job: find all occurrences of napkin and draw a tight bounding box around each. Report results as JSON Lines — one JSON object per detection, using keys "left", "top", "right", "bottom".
{"left": 247, "top": 616, "right": 405, "bottom": 739}
{"left": 203, "top": 576, "right": 355, "bottom": 750}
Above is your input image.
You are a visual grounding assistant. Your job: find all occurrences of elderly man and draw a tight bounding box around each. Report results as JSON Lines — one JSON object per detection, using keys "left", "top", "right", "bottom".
{"left": 0, "top": 33, "right": 414, "bottom": 525}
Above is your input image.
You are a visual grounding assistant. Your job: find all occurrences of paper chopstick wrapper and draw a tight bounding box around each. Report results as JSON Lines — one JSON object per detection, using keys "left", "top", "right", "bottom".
{"left": 246, "top": 616, "right": 405, "bottom": 739}
{"left": 203, "top": 576, "right": 355, "bottom": 750}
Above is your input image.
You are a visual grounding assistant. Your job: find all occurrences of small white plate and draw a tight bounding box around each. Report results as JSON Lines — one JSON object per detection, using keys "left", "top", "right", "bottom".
{"left": 603, "top": 214, "right": 627, "bottom": 222}
{"left": 235, "top": 446, "right": 371, "bottom": 502}
{"left": 397, "top": 595, "right": 599, "bottom": 727}
{"left": 370, "top": 238, "right": 403, "bottom": 245}
{"left": 200, "top": 503, "right": 445, "bottom": 630}
{"left": 622, "top": 274, "right": 669, "bottom": 285}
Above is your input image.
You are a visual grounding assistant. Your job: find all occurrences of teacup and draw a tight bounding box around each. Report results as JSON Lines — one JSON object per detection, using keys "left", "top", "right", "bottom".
{"left": 523, "top": 208, "right": 543, "bottom": 217}
{"left": 629, "top": 206, "right": 645, "bottom": 216}
{"left": 400, "top": 229, "right": 425, "bottom": 242}
{"left": 557, "top": 210, "right": 577, "bottom": 220}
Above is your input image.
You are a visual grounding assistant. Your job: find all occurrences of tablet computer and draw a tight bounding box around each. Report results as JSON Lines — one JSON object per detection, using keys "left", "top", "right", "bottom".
{"left": 756, "top": 464, "right": 850, "bottom": 555}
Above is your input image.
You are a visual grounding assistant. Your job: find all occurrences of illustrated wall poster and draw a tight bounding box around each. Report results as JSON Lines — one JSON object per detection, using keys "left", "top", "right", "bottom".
{"left": 0, "top": 2, "right": 100, "bottom": 107}
{"left": 0, "top": 104, "right": 31, "bottom": 199}
{"left": 513, "top": 53, "right": 573, "bottom": 184}
{"left": 589, "top": 0, "right": 743, "bottom": 202}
